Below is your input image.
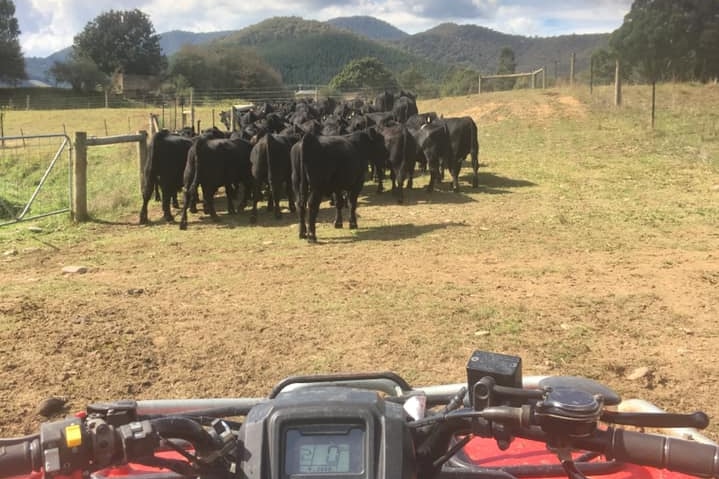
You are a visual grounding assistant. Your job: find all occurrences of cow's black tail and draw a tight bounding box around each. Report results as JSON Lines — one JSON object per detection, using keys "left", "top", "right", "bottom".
{"left": 469, "top": 117, "right": 479, "bottom": 188}
{"left": 144, "top": 130, "right": 170, "bottom": 202}
{"left": 266, "top": 133, "right": 276, "bottom": 197}
{"left": 299, "top": 132, "right": 320, "bottom": 202}
{"left": 470, "top": 118, "right": 479, "bottom": 160}
{"left": 190, "top": 134, "right": 208, "bottom": 190}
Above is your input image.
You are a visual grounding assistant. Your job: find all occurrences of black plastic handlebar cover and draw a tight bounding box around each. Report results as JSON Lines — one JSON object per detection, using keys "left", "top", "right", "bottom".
{"left": 584, "top": 428, "right": 719, "bottom": 477}
{"left": 0, "top": 440, "right": 38, "bottom": 477}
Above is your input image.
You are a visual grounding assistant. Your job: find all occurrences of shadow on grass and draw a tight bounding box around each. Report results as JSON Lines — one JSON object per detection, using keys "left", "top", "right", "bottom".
{"left": 458, "top": 171, "right": 537, "bottom": 195}
{"left": 127, "top": 170, "right": 536, "bottom": 230}
{"left": 309, "top": 221, "right": 469, "bottom": 245}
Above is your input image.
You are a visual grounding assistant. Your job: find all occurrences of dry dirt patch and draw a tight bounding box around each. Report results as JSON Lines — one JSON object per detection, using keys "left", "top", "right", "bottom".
{"left": 1, "top": 88, "right": 718, "bottom": 445}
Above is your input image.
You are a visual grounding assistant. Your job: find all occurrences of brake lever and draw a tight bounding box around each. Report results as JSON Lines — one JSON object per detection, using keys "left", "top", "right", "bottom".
{"left": 600, "top": 410, "right": 709, "bottom": 429}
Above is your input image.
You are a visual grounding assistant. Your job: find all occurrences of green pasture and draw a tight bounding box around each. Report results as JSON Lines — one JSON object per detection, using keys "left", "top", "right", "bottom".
{"left": 1, "top": 83, "right": 719, "bottom": 439}
{"left": 1, "top": 82, "right": 716, "bottom": 237}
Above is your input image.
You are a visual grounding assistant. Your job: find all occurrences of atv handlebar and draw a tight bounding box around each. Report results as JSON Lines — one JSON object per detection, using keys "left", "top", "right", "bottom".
{"left": 597, "top": 428, "right": 719, "bottom": 477}
{"left": 0, "top": 439, "right": 40, "bottom": 477}
{"left": 1, "top": 350, "right": 717, "bottom": 479}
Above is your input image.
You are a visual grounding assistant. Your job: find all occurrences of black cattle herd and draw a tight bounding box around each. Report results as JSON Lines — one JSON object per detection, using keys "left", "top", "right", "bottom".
{"left": 138, "top": 91, "right": 480, "bottom": 242}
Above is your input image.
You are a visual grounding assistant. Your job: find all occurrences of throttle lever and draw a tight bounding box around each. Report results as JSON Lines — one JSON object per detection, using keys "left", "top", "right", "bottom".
{"left": 601, "top": 410, "right": 709, "bottom": 429}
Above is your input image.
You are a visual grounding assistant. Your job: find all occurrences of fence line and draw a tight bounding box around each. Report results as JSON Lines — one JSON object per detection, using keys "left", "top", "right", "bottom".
{"left": 0, "top": 133, "right": 73, "bottom": 226}
{"left": 478, "top": 68, "right": 545, "bottom": 94}
{"left": 73, "top": 131, "right": 148, "bottom": 222}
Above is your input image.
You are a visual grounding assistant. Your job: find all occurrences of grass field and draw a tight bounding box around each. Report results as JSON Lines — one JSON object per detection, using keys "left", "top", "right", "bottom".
{"left": 1, "top": 83, "right": 719, "bottom": 442}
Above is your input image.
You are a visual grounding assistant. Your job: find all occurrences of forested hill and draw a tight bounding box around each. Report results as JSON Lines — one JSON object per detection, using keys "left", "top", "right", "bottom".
{"left": 395, "top": 23, "right": 610, "bottom": 76}
{"left": 159, "top": 30, "right": 236, "bottom": 55}
{"left": 212, "top": 17, "right": 445, "bottom": 85}
{"left": 24, "top": 15, "right": 610, "bottom": 87}
{"left": 326, "top": 16, "right": 409, "bottom": 41}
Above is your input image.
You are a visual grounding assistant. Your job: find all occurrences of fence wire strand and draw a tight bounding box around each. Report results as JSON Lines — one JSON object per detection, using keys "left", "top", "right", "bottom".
{"left": 0, "top": 134, "right": 72, "bottom": 226}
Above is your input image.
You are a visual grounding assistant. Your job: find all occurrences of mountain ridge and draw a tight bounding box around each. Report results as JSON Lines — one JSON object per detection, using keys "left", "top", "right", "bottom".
{"left": 21, "top": 15, "right": 610, "bottom": 86}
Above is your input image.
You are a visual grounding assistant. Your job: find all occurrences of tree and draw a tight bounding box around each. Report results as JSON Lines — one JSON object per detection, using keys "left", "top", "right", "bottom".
{"left": 49, "top": 56, "right": 108, "bottom": 92}
{"left": 169, "top": 44, "right": 283, "bottom": 90}
{"left": 590, "top": 48, "right": 633, "bottom": 85}
{"left": 496, "top": 47, "right": 517, "bottom": 90}
{"left": 440, "top": 68, "right": 478, "bottom": 96}
{"left": 610, "top": 0, "right": 719, "bottom": 83}
{"left": 398, "top": 67, "right": 425, "bottom": 93}
{"left": 328, "top": 57, "right": 398, "bottom": 92}
{"left": 684, "top": 0, "right": 719, "bottom": 81}
{"left": 0, "top": 0, "right": 26, "bottom": 84}
{"left": 610, "top": 0, "right": 719, "bottom": 126}
{"left": 398, "top": 66, "right": 438, "bottom": 99}
{"left": 72, "top": 9, "right": 166, "bottom": 76}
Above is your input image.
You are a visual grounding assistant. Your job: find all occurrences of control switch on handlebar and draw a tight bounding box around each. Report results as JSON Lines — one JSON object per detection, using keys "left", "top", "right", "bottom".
{"left": 40, "top": 417, "right": 90, "bottom": 475}
{"left": 119, "top": 421, "right": 158, "bottom": 462}
{"left": 466, "top": 350, "right": 522, "bottom": 408}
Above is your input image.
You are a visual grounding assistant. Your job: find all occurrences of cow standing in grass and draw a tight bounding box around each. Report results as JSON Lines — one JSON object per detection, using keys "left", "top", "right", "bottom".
{"left": 179, "top": 132, "right": 254, "bottom": 230}
{"left": 444, "top": 116, "right": 480, "bottom": 188}
{"left": 379, "top": 123, "right": 420, "bottom": 203}
{"left": 249, "top": 131, "right": 299, "bottom": 223}
{"left": 291, "top": 128, "right": 386, "bottom": 242}
{"left": 139, "top": 130, "right": 192, "bottom": 224}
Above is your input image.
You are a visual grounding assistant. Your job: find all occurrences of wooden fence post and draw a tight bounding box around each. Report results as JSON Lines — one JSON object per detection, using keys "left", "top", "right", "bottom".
{"left": 570, "top": 52, "right": 576, "bottom": 87}
{"left": 614, "top": 59, "right": 623, "bottom": 107}
{"left": 137, "top": 130, "right": 148, "bottom": 194}
{"left": 73, "top": 132, "right": 89, "bottom": 222}
{"left": 478, "top": 75, "right": 482, "bottom": 94}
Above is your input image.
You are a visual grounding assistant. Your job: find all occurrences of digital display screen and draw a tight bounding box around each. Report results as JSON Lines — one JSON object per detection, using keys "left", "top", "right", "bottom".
{"left": 284, "top": 425, "right": 364, "bottom": 476}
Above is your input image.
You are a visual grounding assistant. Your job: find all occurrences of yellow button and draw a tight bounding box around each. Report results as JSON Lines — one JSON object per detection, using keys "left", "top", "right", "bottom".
{"left": 65, "top": 424, "right": 82, "bottom": 448}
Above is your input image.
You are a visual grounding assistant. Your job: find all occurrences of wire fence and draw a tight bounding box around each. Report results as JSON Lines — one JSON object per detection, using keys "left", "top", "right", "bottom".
{"left": 0, "top": 85, "right": 386, "bottom": 112}
{"left": 0, "top": 134, "right": 72, "bottom": 226}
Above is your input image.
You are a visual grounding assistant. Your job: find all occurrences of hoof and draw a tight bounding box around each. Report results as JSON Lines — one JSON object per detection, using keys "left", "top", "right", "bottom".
{"left": 349, "top": 222, "right": 358, "bottom": 229}
{"left": 307, "top": 236, "right": 318, "bottom": 244}
{"left": 472, "top": 177, "right": 479, "bottom": 188}
{"left": 179, "top": 222, "right": 187, "bottom": 231}
{"left": 249, "top": 215, "right": 257, "bottom": 225}
{"left": 334, "top": 222, "right": 343, "bottom": 229}
{"left": 164, "top": 216, "right": 175, "bottom": 223}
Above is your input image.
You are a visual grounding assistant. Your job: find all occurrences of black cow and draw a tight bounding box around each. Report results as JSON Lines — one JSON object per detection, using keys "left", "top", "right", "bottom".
{"left": 380, "top": 123, "right": 419, "bottom": 203}
{"left": 139, "top": 130, "right": 192, "bottom": 224}
{"left": 375, "top": 91, "right": 394, "bottom": 112}
{"left": 412, "top": 121, "right": 455, "bottom": 192}
{"left": 178, "top": 132, "right": 254, "bottom": 230}
{"left": 392, "top": 94, "right": 419, "bottom": 123}
{"left": 250, "top": 132, "right": 298, "bottom": 222}
{"left": 291, "top": 129, "right": 385, "bottom": 242}
{"left": 444, "top": 117, "right": 480, "bottom": 188}
{"left": 321, "top": 114, "right": 347, "bottom": 136}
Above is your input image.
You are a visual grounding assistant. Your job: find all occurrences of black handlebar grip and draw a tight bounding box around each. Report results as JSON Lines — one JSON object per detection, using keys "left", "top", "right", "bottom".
{"left": 608, "top": 428, "right": 719, "bottom": 477}
{"left": 0, "top": 441, "right": 37, "bottom": 477}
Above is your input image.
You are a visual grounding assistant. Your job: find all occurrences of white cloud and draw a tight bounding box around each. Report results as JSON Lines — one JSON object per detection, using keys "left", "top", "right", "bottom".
{"left": 14, "top": 0, "right": 632, "bottom": 57}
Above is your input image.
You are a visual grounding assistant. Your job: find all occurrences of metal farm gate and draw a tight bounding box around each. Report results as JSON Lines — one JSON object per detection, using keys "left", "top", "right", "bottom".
{"left": 0, "top": 134, "right": 72, "bottom": 227}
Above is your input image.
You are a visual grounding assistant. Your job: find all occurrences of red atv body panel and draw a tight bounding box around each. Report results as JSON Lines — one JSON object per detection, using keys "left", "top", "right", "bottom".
{"left": 462, "top": 436, "right": 697, "bottom": 479}
{"left": 9, "top": 436, "right": 697, "bottom": 479}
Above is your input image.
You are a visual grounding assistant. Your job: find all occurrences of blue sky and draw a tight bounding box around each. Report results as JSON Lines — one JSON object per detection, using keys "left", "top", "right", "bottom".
{"left": 14, "top": 0, "right": 633, "bottom": 58}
